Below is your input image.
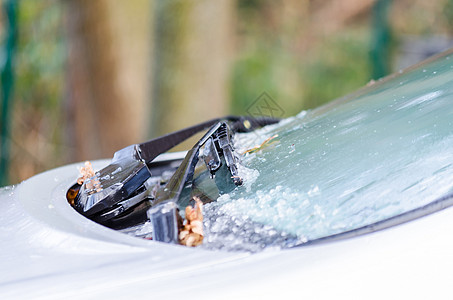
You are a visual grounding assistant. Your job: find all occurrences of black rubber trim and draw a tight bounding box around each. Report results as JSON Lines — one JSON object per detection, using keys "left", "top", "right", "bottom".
{"left": 295, "top": 191, "right": 453, "bottom": 247}
{"left": 138, "top": 116, "right": 280, "bottom": 163}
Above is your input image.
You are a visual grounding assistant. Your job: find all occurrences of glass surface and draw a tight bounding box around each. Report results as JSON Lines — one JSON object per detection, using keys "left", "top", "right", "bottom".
{"left": 201, "top": 49, "right": 453, "bottom": 251}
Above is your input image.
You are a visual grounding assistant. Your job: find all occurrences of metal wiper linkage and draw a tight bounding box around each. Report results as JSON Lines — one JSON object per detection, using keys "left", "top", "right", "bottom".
{"left": 68, "top": 116, "right": 279, "bottom": 241}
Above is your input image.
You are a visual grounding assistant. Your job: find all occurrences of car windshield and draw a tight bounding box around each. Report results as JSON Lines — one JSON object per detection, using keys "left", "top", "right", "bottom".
{"left": 197, "top": 49, "right": 453, "bottom": 252}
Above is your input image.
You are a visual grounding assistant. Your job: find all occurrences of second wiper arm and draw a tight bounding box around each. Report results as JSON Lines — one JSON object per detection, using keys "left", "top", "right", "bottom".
{"left": 150, "top": 121, "right": 244, "bottom": 242}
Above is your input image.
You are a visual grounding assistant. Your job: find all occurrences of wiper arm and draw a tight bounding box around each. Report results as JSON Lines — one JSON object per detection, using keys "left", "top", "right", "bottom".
{"left": 149, "top": 121, "right": 243, "bottom": 243}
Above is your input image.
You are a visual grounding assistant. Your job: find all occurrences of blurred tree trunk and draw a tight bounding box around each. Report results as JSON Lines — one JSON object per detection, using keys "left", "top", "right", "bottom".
{"left": 151, "top": 0, "right": 234, "bottom": 138}
{"left": 65, "top": 0, "right": 151, "bottom": 161}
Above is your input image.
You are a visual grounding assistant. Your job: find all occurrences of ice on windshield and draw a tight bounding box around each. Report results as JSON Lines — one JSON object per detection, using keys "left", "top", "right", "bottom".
{"left": 201, "top": 52, "right": 453, "bottom": 252}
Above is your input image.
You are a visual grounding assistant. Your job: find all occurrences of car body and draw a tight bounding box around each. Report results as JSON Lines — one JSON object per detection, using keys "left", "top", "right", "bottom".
{"left": 2, "top": 48, "right": 453, "bottom": 299}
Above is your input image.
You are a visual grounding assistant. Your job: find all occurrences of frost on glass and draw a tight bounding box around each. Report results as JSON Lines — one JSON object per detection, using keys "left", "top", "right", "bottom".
{"left": 201, "top": 52, "right": 453, "bottom": 252}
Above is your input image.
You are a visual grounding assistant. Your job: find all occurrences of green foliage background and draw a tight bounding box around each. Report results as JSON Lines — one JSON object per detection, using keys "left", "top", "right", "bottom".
{"left": 2, "top": 0, "right": 453, "bottom": 184}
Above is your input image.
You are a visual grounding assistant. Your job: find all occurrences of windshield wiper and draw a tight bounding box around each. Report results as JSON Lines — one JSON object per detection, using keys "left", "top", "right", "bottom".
{"left": 68, "top": 116, "right": 279, "bottom": 234}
